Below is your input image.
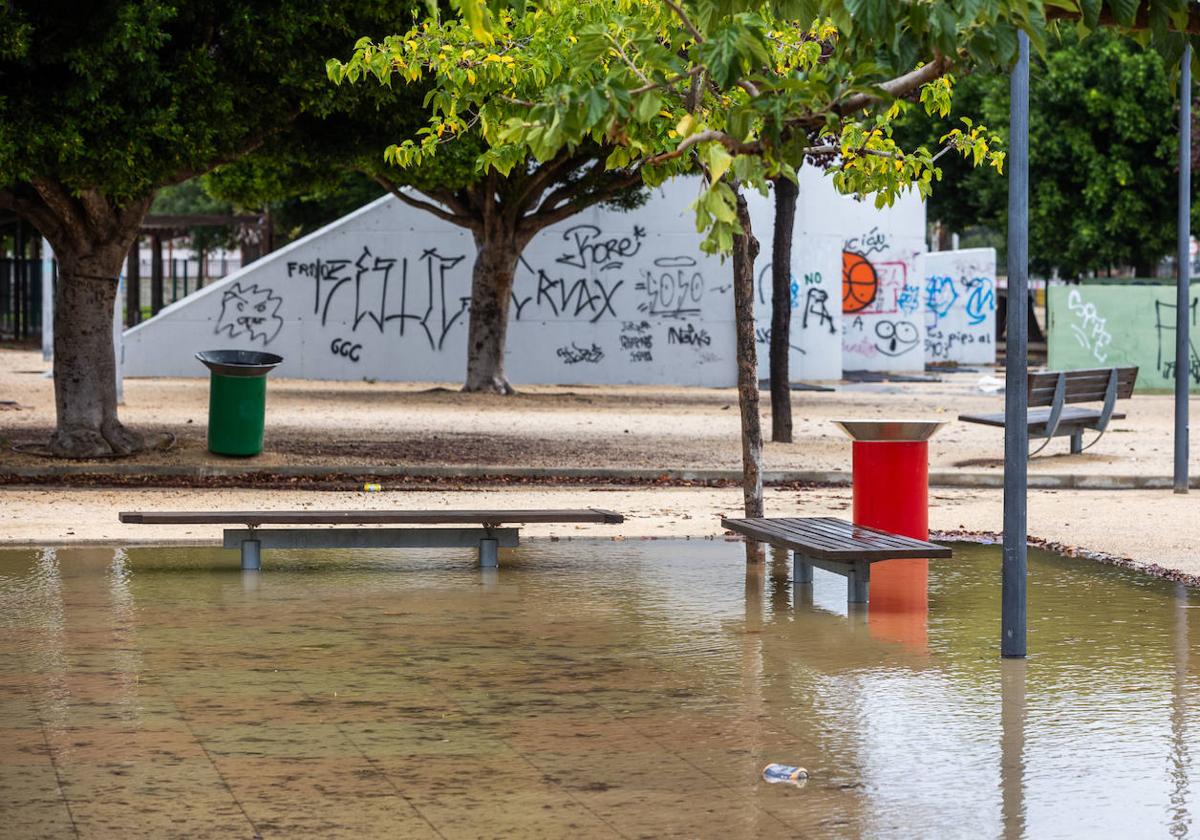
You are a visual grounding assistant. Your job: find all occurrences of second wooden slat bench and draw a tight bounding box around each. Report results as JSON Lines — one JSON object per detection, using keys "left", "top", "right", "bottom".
{"left": 118, "top": 508, "right": 625, "bottom": 570}
{"left": 959, "top": 366, "right": 1137, "bottom": 456}
{"left": 722, "top": 516, "right": 951, "bottom": 604}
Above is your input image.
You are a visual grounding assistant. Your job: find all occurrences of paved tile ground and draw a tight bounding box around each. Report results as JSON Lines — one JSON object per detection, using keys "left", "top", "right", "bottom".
{"left": 2, "top": 542, "right": 1196, "bottom": 838}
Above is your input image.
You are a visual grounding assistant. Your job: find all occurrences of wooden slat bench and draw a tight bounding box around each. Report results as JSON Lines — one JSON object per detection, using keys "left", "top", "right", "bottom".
{"left": 119, "top": 508, "right": 625, "bottom": 570}
{"left": 722, "top": 516, "right": 951, "bottom": 604}
{"left": 959, "top": 366, "right": 1137, "bottom": 456}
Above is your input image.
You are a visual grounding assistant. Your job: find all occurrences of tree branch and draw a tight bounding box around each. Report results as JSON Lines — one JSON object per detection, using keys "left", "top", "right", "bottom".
{"left": 513, "top": 150, "right": 591, "bottom": 215}
{"left": 29, "top": 178, "right": 89, "bottom": 239}
{"left": 0, "top": 185, "right": 70, "bottom": 247}
{"left": 663, "top": 0, "right": 704, "bottom": 42}
{"left": 423, "top": 187, "right": 473, "bottom": 218}
{"left": 609, "top": 33, "right": 653, "bottom": 86}
{"left": 836, "top": 54, "right": 952, "bottom": 116}
{"left": 373, "top": 174, "right": 476, "bottom": 230}
{"left": 647, "top": 129, "right": 763, "bottom": 165}
{"left": 520, "top": 169, "right": 643, "bottom": 233}
{"left": 632, "top": 66, "right": 705, "bottom": 95}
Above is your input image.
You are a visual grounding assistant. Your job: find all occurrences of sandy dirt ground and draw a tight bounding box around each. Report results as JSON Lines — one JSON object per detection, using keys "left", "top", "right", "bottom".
{"left": 2, "top": 347, "right": 1196, "bottom": 477}
{"left": 3, "top": 346, "right": 1198, "bottom": 579}
{"left": 3, "top": 484, "right": 1198, "bottom": 580}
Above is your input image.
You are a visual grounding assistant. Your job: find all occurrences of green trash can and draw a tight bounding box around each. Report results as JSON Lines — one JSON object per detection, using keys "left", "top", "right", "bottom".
{"left": 196, "top": 350, "right": 284, "bottom": 456}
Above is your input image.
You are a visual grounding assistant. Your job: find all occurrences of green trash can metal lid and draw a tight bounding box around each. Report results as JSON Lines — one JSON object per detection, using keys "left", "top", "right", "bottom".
{"left": 195, "top": 350, "right": 284, "bottom": 377}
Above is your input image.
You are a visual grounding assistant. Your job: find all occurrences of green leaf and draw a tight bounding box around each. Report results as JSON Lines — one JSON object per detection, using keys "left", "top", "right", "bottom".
{"left": 634, "top": 92, "right": 662, "bottom": 123}
{"left": 1078, "top": 0, "right": 1101, "bottom": 28}
{"left": 698, "top": 26, "right": 743, "bottom": 89}
{"left": 704, "top": 142, "right": 734, "bottom": 182}
{"left": 1108, "top": 0, "right": 1139, "bottom": 26}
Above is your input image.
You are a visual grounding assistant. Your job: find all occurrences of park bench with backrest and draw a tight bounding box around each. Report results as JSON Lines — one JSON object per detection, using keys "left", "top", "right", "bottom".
{"left": 118, "top": 508, "right": 624, "bottom": 570}
{"left": 721, "top": 516, "right": 952, "bottom": 604}
{"left": 958, "top": 366, "right": 1138, "bottom": 456}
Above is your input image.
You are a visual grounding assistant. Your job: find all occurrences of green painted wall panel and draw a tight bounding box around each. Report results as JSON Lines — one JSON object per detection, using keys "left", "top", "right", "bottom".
{"left": 1047, "top": 284, "right": 1198, "bottom": 393}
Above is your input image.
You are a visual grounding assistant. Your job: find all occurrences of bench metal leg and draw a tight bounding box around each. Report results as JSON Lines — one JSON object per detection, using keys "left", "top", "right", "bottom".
{"left": 847, "top": 562, "right": 870, "bottom": 604}
{"left": 479, "top": 538, "right": 499, "bottom": 568}
{"left": 1070, "top": 430, "right": 1083, "bottom": 454}
{"left": 793, "top": 551, "right": 813, "bottom": 585}
{"left": 241, "top": 539, "right": 261, "bottom": 571}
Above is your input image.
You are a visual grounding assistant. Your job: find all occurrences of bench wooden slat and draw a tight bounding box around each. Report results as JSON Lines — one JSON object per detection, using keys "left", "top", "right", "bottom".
{"left": 958, "top": 406, "right": 1126, "bottom": 430}
{"left": 119, "top": 508, "right": 625, "bottom": 526}
{"left": 723, "top": 516, "right": 950, "bottom": 561}
{"left": 1027, "top": 366, "right": 1137, "bottom": 406}
{"left": 798, "top": 516, "right": 921, "bottom": 550}
{"left": 766, "top": 517, "right": 919, "bottom": 553}
{"left": 807, "top": 516, "right": 925, "bottom": 549}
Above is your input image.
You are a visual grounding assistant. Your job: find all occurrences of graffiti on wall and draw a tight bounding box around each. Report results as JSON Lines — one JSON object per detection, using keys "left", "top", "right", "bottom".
{"left": 214, "top": 282, "right": 284, "bottom": 345}
{"left": 269, "top": 222, "right": 728, "bottom": 372}
{"left": 748, "top": 263, "right": 837, "bottom": 362}
{"left": 1047, "top": 285, "right": 1200, "bottom": 393}
{"left": 841, "top": 227, "right": 924, "bottom": 370}
{"left": 637, "top": 256, "right": 705, "bottom": 319}
{"left": 923, "top": 274, "right": 995, "bottom": 362}
{"left": 1065, "top": 287, "right": 1113, "bottom": 364}
{"left": 1155, "top": 299, "right": 1200, "bottom": 384}
{"left": 287, "top": 246, "right": 471, "bottom": 355}
{"left": 918, "top": 249, "right": 997, "bottom": 365}
{"left": 127, "top": 176, "right": 907, "bottom": 383}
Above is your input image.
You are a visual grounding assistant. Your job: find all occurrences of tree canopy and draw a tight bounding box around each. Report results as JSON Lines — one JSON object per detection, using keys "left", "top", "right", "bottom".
{"left": 0, "top": 0, "right": 417, "bottom": 457}
{"left": 900, "top": 27, "right": 1194, "bottom": 279}
{"left": 330, "top": 0, "right": 1014, "bottom": 254}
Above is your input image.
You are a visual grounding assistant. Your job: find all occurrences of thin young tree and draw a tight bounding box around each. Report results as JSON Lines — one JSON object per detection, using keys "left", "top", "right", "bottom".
{"left": 331, "top": 1, "right": 1014, "bottom": 516}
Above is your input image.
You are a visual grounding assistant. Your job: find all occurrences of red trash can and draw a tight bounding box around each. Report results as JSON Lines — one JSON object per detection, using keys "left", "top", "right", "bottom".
{"left": 833, "top": 419, "right": 945, "bottom": 649}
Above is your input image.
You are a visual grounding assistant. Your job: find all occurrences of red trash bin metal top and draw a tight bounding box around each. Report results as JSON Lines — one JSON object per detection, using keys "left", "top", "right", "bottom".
{"left": 832, "top": 419, "right": 945, "bottom": 442}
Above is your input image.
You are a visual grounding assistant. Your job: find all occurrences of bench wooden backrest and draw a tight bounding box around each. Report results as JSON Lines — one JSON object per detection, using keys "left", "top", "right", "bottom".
{"left": 1028, "top": 366, "right": 1137, "bottom": 440}
{"left": 1028, "top": 367, "right": 1138, "bottom": 407}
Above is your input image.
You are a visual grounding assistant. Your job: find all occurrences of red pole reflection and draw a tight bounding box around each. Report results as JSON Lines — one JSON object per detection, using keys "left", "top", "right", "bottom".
{"left": 852, "top": 439, "right": 929, "bottom": 651}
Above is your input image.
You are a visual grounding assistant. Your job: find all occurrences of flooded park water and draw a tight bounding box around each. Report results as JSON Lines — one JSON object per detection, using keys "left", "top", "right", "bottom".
{"left": 1, "top": 539, "right": 1196, "bottom": 839}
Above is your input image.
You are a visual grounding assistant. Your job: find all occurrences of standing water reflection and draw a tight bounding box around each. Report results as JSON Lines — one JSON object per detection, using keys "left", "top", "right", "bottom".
{"left": 0, "top": 540, "right": 1195, "bottom": 838}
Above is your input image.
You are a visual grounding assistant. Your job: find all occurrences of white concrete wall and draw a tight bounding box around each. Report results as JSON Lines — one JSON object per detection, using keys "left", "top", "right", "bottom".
{"left": 807, "top": 186, "right": 926, "bottom": 373}
{"left": 123, "top": 171, "right": 925, "bottom": 384}
{"left": 918, "top": 248, "right": 997, "bottom": 366}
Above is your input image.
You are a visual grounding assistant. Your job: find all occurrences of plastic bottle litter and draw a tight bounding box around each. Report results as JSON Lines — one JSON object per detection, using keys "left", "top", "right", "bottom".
{"left": 362, "top": 483, "right": 382, "bottom": 492}
{"left": 762, "top": 764, "right": 809, "bottom": 785}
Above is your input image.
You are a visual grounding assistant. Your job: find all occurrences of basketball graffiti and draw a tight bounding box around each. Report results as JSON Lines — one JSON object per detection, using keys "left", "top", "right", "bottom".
{"left": 841, "top": 239, "right": 924, "bottom": 371}
{"left": 842, "top": 251, "right": 878, "bottom": 313}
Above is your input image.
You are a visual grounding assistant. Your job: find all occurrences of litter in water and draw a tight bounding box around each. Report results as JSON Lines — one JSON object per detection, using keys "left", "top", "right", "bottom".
{"left": 763, "top": 763, "right": 809, "bottom": 785}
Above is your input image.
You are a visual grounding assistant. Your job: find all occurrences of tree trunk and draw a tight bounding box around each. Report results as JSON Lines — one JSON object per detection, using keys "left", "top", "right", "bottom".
{"left": 732, "top": 188, "right": 764, "bottom": 519}
{"left": 769, "top": 177, "right": 798, "bottom": 443}
{"left": 50, "top": 242, "right": 145, "bottom": 457}
{"left": 463, "top": 228, "right": 524, "bottom": 394}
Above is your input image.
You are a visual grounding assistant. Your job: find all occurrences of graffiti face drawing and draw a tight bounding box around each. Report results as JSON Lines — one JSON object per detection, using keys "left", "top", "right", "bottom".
{"left": 842, "top": 251, "right": 878, "bottom": 313}
{"left": 215, "top": 283, "right": 284, "bottom": 345}
{"left": 874, "top": 319, "right": 920, "bottom": 356}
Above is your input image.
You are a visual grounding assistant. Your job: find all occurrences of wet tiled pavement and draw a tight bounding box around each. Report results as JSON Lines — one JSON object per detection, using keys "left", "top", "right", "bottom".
{"left": 1, "top": 541, "right": 1197, "bottom": 838}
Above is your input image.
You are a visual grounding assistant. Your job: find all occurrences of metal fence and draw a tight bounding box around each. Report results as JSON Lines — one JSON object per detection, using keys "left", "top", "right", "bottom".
{"left": 0, "top": 257, "right": 47, "bottom": 342}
